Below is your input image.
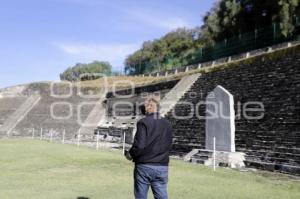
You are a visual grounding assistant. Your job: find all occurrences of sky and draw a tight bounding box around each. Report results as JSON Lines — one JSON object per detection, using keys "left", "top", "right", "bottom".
{"left": 0, "top": 0, "right": 215, "bottom": 89}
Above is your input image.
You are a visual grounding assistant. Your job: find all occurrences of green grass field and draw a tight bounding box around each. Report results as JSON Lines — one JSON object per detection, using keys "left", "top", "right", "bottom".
{"left": 0, "top": 139, "right": 299, "bottom": 199}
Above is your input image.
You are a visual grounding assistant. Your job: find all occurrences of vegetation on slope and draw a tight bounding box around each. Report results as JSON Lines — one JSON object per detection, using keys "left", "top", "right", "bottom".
{"left": 125, "top": 0, "right": 300, "bottom": 75}
{"left": 60, "top": 61, "right": 112, "bottom": 82}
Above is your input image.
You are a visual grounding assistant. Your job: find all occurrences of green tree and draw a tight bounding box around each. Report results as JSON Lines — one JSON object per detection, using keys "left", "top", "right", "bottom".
{"left": 201, "top": 0, "right": 299, "bottom": 40}
{"left": 60, "top": 61, "right": 112, "bottom": 81}
{"left": 125, "top": 28, "right": 201, "bottom": 75}
{"left": 278, "top": 0, "right": 299, "bottom": 36}
{"left": 124, "top": 0, "right": 300, "bottom": 75}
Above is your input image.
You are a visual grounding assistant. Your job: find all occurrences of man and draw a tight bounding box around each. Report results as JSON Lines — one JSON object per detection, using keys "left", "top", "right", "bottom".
{"left": 125, "top": 96, "right": 173, "bottom": 199}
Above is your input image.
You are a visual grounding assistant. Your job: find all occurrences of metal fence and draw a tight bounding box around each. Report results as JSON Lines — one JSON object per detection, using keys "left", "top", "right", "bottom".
{"left": 192, "top": 23, "right": 299, "bottom": 64}
{"left": 145, "top": 18, "right": 300, "bottom": 74}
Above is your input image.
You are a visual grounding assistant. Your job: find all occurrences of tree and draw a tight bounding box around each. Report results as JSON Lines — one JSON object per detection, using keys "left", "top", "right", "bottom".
{"left": 124, "top": 0, "right": 300, "bottom": 75}
{"left": 278, "top": 0, "right": 299, "bottom": 36}
{"left": 60, "top": 61, "right": 112, "bottom": 81}
{"left": 202, "top": 0, "right": 299, "bottom": 39}
{"left": 124, "top": 28, "right": 201, "bottom": 75}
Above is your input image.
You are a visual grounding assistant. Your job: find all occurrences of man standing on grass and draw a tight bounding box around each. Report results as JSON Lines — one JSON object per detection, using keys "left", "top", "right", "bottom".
{"left": 125, "top": 96, "right": 173, "bottom": 199}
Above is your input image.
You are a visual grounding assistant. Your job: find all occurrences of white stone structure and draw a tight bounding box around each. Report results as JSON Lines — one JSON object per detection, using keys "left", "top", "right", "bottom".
{"left": 206, "top": 85, "right": 235, "bottom": 152}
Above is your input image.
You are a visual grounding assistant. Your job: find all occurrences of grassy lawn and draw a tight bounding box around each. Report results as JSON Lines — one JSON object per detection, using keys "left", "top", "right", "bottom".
{"left": 0, "top": 139, "right": 299, "bottom": 199}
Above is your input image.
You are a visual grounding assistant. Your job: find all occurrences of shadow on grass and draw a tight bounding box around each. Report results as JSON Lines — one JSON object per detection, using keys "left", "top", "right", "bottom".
{"left": 77, "top": 197, "right": 90, "bottom": 199}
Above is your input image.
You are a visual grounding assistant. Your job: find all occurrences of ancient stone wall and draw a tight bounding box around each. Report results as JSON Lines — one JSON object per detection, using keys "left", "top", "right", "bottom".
{"left": 105, "top": 79, "right": 179, "bottom": 117}
{"left": 166, "top": 46, "right": 300, "bottom": 175}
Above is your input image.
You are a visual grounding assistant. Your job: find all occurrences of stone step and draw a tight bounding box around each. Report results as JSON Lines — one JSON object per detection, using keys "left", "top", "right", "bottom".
{"left": 190, "top": 158, "right": 205, "bottom": 164}
{"left": 237, "top": 148, "right": 300, "bottom": 167}
{"left": 193, "top": 154, "right": 210, "bottom": 160}
{"left": 173, "top": 135, "right": 204, "bottom": 139}
{"left": 160, "top": 73, "right": 201, "bottom": 117}
{"left": 0, "top": 95, "right": 41, "bottom": 135}
{"left": 173, "top": 138, "right": 203, "bottom": 143}
{"left": 175, "top": 134, "right": 203, "bottom": 138}
{"left": 172, "top": 143, "right": 203, "bottom": 148}
{"left": 173, "top": 141, "right": 205, "bottom": 148}
{"left": 170, "top": 151, "right": 187, "bottom": 157}
{"left": 245, "top": 159, "right": 300, "bottom": 175}
{"left": 188, "top": 149, "right": 214, "bottom": 165}
{"left": 238, "top": 147, "right": 300, "bottom": 154}
{"left": 197, "top": 150, "right": 214, "bottom": 156}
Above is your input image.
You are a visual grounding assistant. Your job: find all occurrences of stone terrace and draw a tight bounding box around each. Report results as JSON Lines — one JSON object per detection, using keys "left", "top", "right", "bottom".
{"left": 166, "top": 45, "right": 300, "bottom": 175}
{"left": 12, "top": 83, "right": 101, "bottom": 139}
{"left": 0, "top": 97, "right": 27, "bottom": 127}
{"left": 105, "top": 79, "right": 179, "bottom": 123}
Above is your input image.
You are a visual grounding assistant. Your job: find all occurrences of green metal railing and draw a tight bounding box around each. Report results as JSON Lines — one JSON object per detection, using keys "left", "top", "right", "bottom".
{"left": 142, "top": 17, "right": 299, "bottom": 74}
{"left": 192, "top": 22, "right": 299, "bottom": 64}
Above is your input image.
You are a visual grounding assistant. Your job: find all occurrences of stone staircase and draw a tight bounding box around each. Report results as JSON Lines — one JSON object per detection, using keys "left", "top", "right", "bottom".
{"left": 185, "top": 149, "right": 245, "bottom": 169}
{"left": 160, "top": 73, "right": 201, "bottom": 117}
{"left": 0, "top": 97, "right": 27, "bottom": 126}
{"left": 0, "top": 95, "right": 41, "bottom": 136}
{"left": 94, "top": 126, "right": 134, "bottom": 144}
{"left": 187, "top": 149, "right": 213, "bottom": 165}
{"left": 244, "top": 159, "right": 300, "bottom": 175}
{"left": 79, "top": 95, "right": 107, "bottom": 135}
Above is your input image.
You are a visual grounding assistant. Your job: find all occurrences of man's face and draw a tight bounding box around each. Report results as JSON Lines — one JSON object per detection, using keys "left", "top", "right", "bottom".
{"left": 144, "top": 99, "right": 155, "bottom": 114}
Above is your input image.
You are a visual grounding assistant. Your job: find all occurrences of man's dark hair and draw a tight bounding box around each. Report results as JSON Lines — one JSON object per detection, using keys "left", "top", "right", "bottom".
{"left": 139, "top": 104, "right": 146, "bottom": 115}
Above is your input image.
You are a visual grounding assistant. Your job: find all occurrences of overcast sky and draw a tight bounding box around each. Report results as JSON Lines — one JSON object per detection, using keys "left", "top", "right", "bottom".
{"left": 0, "top": 0, "right": 215, "bottom": 89}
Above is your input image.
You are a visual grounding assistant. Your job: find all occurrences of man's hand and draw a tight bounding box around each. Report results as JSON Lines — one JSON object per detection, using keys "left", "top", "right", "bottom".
{"left": 124, "top": 150, "right": 133, "bottom": 161}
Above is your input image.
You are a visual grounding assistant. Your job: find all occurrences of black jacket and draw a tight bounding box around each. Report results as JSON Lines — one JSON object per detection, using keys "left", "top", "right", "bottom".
{"left": 129, "top": 112, "right": 173, "bottom": 166}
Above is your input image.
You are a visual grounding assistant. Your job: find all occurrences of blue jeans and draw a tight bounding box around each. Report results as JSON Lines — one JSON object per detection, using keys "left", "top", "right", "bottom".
{"left": 134, "top": 164, "right": 168, "bottom": 199}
